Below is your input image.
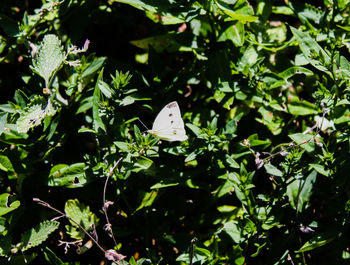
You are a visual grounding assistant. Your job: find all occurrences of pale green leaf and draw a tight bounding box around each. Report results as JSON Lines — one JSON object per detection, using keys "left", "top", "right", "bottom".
{"left": 64, "top": 199, "right": 99, "bottom": 240}
{"left": 16, "top": 96, "right": 57, "bottom": 133}
{"left": 31, "top": 34, "right": 65, "bottom": 84}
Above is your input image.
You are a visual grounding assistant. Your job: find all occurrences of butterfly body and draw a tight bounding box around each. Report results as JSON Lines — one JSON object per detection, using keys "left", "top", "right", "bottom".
{"left": 148, "top": 101, "right": 188, "bottom": 142}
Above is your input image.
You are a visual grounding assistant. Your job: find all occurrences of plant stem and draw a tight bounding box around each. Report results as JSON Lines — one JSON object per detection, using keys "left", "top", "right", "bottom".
{"left": 33, "top": 198, "right": 106, "bottom": 254}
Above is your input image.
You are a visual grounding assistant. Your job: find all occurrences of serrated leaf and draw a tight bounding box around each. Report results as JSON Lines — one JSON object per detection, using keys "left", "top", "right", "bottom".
{"left": 21, "top": 220, "right": 59, "bottom": 251}
{"left": 0, "top": 235, "right": 12, "bottom": 257}
{"left": 64, "top": 199, "right": 99, "bottom": 240}
{"left": 0, "top": 193, "right": 20, "bottom": 216}
{"left": 16, "top": 96, "right": 57, "bottom": 133}
{"left": 31, "top": 34, "right": 65, "bottom": 84}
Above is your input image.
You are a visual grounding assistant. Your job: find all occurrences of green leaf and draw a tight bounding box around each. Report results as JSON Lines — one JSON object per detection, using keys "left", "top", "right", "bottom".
{"left": 290, "top": 26, "right": 331, "bottom": 73}
{"left": 76, "top": 96, "right": 94, "bottom": 114}
{"left": 114, "top": 141, "right": 131, "bottom": 152}
{"left": 286, "top": 170, "right": 317, "bottom": 211}
{"left": 42, "top": 246, "right": 66, "bottom": 265}
{"left": 218, "top": 22, "right": 245, "bottom": 46}
{"left": 16, "top": 96, "right": 57, "bottom": 133}
{"left": 310, "top": 163, "right": 330, "bottom": 177}
{"left": 81, "top": 57, "right": 106, "bottom": 79}
{"left": 0, "top": 235, "right": 12, "bottom": 257}
{"left": 257, "top": 107, "right": 284, "bottom": 135}
{"left": 223, "top": 221, "right": 243, "bottom": 243}
{"left": 0, "top": 112, "right": 7, "bottom": 135}
{"left": 92, "top": 70, "right": 106, "bottom": 132}
{"left": 31, "top": 34, "right": 65, "bottom": 85}
{"left": 64, "top": 199, "right": 99, "bottom": 240}
{"left": 298, "top": 233, "right": 336, "bottom": 252}
{"left": 132, "top": 156, "right": 153, "bottom": 173}
{"left": 130, "top": 33, "right": 181, "bottom": 53}
{"left": 286, "top": 95, "right": 318, "bottom": 115}
{"left": 115, "top": 0, "right": 159, "bottom": 13}
{"left": 21, "top": 220, "right": 59, "bottom": 251}
{"left": 289, "top": 133, "right": 315, "bottom": 152}
{"left": 0, "top": 155, "right": 14, "bottom": 172}
{"left": 176, "top": 245, "right": 211, "bottom": 264}
{"left": 186, "top": 123, "right": 201, "bottom": 137}
{"left": 98, "top": 80, "right": 114, "bottom": 98}
{"left": 151, "top": 179, "right": 180, "bottom": 189}
{"left": 145, "top": 11, "right": 185, "bottom": 25}
{"left": 0, "top": 193, "right": 20, "bottom": 216}
{"left": 279, "top": 66, "right": 314, "bottom": 80}
{"left": 47, "top": 163, "right": 89, "bottom": 188}
{"left": 226, "top": 154, "right": 240, "bottom": 168}
{"left": 135, "top": 190, "right": 158, "bottom": 212}
{"left": 216, "top": 0, "right": 258, "bottom": 23}
{"left": 264, "top": 164, "right": 283, "bottom": 177}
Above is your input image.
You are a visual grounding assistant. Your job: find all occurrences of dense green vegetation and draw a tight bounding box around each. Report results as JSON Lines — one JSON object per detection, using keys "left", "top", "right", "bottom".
{"left": 1, "top": 0, "right": 350, "bottom": 264}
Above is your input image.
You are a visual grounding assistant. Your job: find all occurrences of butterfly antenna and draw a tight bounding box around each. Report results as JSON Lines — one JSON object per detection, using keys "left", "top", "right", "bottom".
{"left": 137, "top": 118, "right": 149, "bottom": 131}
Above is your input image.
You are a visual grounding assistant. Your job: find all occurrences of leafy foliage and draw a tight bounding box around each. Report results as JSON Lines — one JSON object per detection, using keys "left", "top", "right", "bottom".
{"left": 64, "top": 199, "right": 99, "bottom": 240}
{"left": 21, "top": 220, "right": 60, "bottom": 252}
{"left": 1, "top": 0, "right": 350, "bottom": 264}
{"left": 31, "top": 34, "right": 65, "bottom": 86}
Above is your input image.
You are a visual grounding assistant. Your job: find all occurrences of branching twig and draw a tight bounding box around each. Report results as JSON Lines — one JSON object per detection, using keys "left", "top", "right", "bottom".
{"left": 103, "top": 157, "right": 124, "bottom": 247}
{"left": 33, "top": 198, "right": 126, "bottom": 262}
{"left": 253, "top": 106, "right": 329, "bottom": 166}
{"left": 33, "top": 198, "right": 106, "bottom": 254}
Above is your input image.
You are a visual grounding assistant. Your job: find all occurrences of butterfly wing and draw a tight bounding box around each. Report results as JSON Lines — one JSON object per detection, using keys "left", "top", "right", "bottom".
{"left": 149, "top": 101, "right": 188, "bottom": 142}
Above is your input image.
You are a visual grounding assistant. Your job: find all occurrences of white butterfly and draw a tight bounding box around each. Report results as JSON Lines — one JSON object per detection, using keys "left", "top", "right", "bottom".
{"left": 148, "top": 101, "right": 188, "bottom": 142}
